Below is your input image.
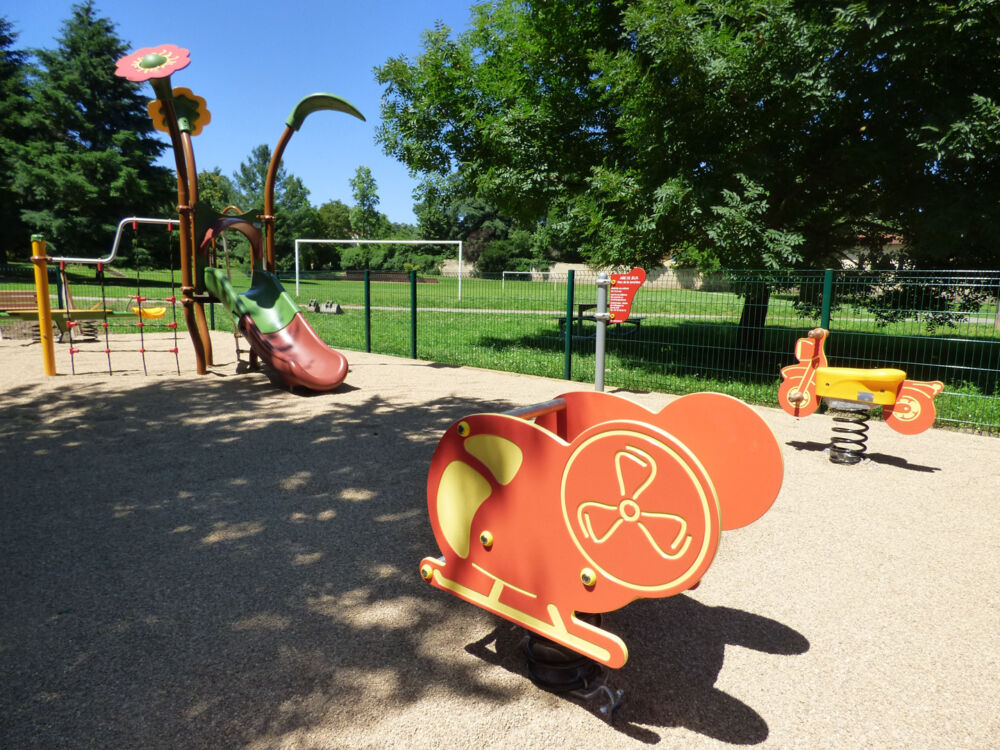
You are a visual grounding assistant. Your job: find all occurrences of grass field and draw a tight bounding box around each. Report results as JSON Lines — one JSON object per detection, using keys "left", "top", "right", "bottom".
{"left": 5, "top": 262, "right": 998, "bottom": 433}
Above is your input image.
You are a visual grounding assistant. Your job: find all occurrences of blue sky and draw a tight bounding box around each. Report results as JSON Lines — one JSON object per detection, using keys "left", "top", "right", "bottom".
{"left": 7, "top": 1, "right": 476, "bottom": 224}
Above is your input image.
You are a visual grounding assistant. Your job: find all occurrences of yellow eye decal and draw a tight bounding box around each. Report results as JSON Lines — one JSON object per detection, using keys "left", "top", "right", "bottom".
{"left": 456, "top": 421, "right": 470, "bottom": 437}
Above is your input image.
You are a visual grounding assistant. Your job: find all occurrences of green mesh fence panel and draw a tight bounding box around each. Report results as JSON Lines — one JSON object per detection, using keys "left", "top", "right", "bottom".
{"left": 6, "top": 265, "right": 998, "bottom": 434}
{"left": 822, "top": 270, "right": 1000, "bottom": 434}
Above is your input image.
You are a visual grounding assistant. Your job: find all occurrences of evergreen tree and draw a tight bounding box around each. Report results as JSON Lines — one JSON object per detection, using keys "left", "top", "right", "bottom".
{"left": 14, "top": 1, "right": 172, "bottom": 258}
{"left": 0, "top": 17, "right": 34, "bottom": 263}
{"left": 232, "top": 144, "right": 272, "bottom": 212}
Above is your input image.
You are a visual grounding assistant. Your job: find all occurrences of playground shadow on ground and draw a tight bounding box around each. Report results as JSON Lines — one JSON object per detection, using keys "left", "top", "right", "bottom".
{"left": 465, "top": 596, "right": 809, "bottom": 745}
{"left": 785, "top": 439, "right": 941, "bottom": 472}
{"left": 0, "top": 374, "right": 535, "bottom": 749}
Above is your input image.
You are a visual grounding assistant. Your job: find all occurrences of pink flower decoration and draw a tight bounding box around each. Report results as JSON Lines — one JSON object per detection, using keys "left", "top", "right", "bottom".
{"left": 115, "top": 45, "right": 191, "bottom": 82}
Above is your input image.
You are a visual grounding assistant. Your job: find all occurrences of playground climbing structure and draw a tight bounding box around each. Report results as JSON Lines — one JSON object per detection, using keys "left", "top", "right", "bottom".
{"left": 111, "top": 44, "right": 362, "bottom": 389}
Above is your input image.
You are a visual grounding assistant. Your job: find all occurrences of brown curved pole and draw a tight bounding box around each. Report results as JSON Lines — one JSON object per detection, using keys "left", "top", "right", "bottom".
{"left": 155, "top": 91, "right": 207, "bottom": 375}
{"left": 199, "top": 217, "right": 264, "bottom": 370}
{"left": 263, "top": 126, "right": 294, "bottom": 273}
{"left": 199, "top": 217, "right": 264, "bottom": 262}
{"left": 181, "top": 130, "right": 212, "bottom": 366}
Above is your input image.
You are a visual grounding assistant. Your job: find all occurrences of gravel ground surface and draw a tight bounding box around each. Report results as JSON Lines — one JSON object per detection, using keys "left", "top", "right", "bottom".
{"left": 1, "top": 332, "right": 998, "bottom": 750}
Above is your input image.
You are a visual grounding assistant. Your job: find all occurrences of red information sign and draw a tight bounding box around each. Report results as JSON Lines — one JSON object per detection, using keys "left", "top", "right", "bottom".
{"left": 608, "top": 267, "right": 646, "bottom": 323}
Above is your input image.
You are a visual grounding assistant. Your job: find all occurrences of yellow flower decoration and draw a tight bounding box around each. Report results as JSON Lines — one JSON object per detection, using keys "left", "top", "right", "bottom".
{"left": 147, "top": 87, "right": 212, "bottom": 136}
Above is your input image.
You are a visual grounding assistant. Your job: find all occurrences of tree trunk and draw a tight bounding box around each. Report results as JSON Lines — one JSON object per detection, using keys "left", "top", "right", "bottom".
{"left": 735, "top": 283, "right": 771, "bottom": 376}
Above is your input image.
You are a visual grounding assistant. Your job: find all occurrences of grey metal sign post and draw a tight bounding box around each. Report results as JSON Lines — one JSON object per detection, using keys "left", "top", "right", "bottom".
{"left": 594, "top": 272, "right": 610, "bottom": 391}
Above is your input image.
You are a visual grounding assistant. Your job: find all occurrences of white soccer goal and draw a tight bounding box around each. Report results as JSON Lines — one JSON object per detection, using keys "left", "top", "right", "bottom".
{"left": 293, "top": 239, "right": 465, "bottom": 298}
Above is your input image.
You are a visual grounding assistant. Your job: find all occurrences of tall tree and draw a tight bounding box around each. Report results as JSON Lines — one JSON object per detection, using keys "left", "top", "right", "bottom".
{"left": 378, "top": 0, "right": 1000, "bottom": 352}
{"left": 411, "top": 173, "right": 459, "bottom": 241}
{"left": 312, "top": 199, "right": 352, "bottom": 269}
{"left": 348, "top": 165, "right": 384, "bottom": 239}
{"left": 408, "top": 154, "right": 562, "bottom": 271}
{"left": 198, "top": 168, "right": 240, "bottom": 215}
{"left": 819, "top": 0, "right": 1000, "bottom": 268}
{"left": 197, "top": 168, "right": 251, "bottom": 268}
{"left": 317, "top": 199, "right": 352, "bottom": 238}
{"left": 14, "top": 1, "right": 172, "bottom": 257}
{"left": 0, "top": 17, "right": 33, "bottom": 263}
{"left": 231, "top": 143, "right": 273, "bottom": 210}
{"left": 232, "top": 143, "right": 319, "bottom": 268}
{"left": 277, "top": 174, "right": 319, "bottom": 270}
{"left": 379, "top": 0, "right": 1000, "bottom": 272}
{"left": 377, "top": 3, "right": 627, "bottom": 257}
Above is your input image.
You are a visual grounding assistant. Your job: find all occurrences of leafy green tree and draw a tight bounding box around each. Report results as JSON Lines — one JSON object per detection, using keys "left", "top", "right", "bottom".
{"left": 348, "top": 165, "right": 384, "bottom": 239}
{"left": 276, "top": 174, "right": 319, "bottom": 270}
{"left": 820, "top": 0, "right": 1000, "bottom": 269}
{"left": 377, "top": 5, "right": 626, "bottom": 218}
{"left": 412, "top": 173, "right": 459, "bottom": 241}
{"left": 476, "top": 228, "right": 537, "bottom": 273}
{"left": 410, "top": 172, "right": 553, "bottom": 272}
{"left": 198, "top": 168, "right": 240, "bottom": 214}
{"left": 14, "top": 1, "right": 172, "bottom": 259}
{"left": 312, "top": 199, "right": 352, "bottom": 268}
{"left": 378, "top": 0, "right": 1000, "bottom": 349}
{"left": 377, "top": 4, "right": 627, "bottom": 263}
{"left": 0, "top": 17, "right": 33, "bottom": 263}
{"left": 341, "top": 165, "right": 397, "bottom": 269}
{"left": 317, "top": 199, "right": 352, "bottom": 237}
{"left": 197, "top": 168, "right": 251, "bottom": 268}
{"left": 232, "top": 143, "right": 318, "bottom": 269}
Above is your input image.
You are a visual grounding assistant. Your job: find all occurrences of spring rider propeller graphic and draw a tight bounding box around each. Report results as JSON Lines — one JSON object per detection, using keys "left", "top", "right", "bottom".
{"left": 778, "top": 328, "right": 943, "bottom": 464}
{"left": 419, "top": 389, "right": 783, "bottom": 709}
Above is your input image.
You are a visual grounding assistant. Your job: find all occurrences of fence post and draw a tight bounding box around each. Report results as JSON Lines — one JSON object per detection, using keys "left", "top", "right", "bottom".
{"left": 994, "top": 275, "right": 1000, "bottom": 331}
{"left": 364, "top": 269, "right": 371, "bottom": 353}
{"left": 564, "top": 269, "right": 575, "bottom": 380}
{"left": 821, "top": 269, "right": 833, "bottom": 330}
{"left": 410, "top": 270, "right": 417, "bottom": 359}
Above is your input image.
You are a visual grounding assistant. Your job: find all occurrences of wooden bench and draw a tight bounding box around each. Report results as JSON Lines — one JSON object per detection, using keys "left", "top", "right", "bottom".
{"left": 0, "top": 290, "right": 38, "bottom": 310}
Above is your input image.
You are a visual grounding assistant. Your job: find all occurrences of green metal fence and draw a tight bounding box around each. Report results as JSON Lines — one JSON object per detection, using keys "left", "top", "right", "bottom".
{"left": 293, "top": 267, "right": 1000, "bottom": 435}
{"left": 3, "top": 264, "right": 998, "bottom": 434}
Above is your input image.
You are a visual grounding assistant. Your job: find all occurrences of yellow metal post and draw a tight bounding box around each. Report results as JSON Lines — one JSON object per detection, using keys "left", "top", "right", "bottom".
{"left": 30, "top": 235, "right": 56, "bottom": 376}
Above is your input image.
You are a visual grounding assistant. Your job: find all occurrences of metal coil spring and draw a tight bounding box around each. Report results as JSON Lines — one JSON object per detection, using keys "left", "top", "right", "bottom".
{"left": 828, "top": 402, "right": 871, "bottom": 465}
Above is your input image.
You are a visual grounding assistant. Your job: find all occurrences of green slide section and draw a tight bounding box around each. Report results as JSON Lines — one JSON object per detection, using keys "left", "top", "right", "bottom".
{"left": 204, "top": 267, "right": 299, "bottom": 334}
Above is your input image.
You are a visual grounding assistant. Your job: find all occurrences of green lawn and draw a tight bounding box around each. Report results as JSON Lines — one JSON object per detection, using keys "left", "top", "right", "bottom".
{"left": 6, "top": 262, "right": 996, "bottom": 434}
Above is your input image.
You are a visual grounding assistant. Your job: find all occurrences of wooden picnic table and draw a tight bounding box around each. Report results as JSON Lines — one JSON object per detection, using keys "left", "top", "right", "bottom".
{"left": 554, "top": 304, "right": 644, "bottom": 338}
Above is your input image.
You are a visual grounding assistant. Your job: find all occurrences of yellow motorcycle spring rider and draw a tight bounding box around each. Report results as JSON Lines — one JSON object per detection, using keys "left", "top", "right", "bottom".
{"left": 778, "top": 328, "right": 943, "bottom": 462}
